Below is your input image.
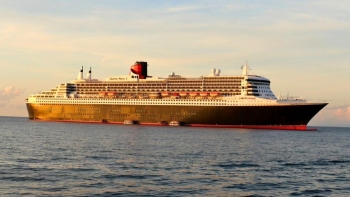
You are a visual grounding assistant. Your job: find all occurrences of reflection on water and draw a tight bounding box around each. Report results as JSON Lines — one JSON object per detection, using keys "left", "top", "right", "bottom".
{"left": 0, "top": 117, "right": 349, "bottom": 196}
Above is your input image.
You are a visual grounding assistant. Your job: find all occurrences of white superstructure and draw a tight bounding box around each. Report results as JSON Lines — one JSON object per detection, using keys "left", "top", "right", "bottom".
{"left": 26, "top": 63, "right": 309, "bottom": 106}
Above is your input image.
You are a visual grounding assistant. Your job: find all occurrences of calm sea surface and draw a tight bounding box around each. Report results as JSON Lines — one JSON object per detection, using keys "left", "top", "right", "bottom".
{"left": 0, "top": 117, "right": 350, "bottom": 197}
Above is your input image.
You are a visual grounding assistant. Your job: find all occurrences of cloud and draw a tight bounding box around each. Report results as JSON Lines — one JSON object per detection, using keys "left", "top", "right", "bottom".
{"left": 0, "top": 86, "right": 24, "bottom": 106}
{"left": 311, "top": 105, "right": 350, "bottom": 126}
{"left": 333, "top": 106, "right": 350, "bottom": 121}
{"left": 167, "top": 6, "right": 199, "bottom": 13}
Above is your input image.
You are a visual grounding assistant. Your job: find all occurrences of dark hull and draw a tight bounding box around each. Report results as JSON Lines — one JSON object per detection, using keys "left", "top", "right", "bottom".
{"left": 26, "top": 103, "right": 327, "bottom": 130}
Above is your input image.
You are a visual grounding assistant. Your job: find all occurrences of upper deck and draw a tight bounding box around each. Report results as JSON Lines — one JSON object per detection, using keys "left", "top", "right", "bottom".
{"left": 28, "top": 61, "right": 278, "bottom": 101}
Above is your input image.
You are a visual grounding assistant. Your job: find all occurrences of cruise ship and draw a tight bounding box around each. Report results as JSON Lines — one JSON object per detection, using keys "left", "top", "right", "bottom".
{"left": 26, "top": 61, "right": 327, "bottom": 130}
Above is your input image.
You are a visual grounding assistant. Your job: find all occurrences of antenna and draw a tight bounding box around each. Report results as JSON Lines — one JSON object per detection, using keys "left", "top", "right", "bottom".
{"left": 278, "top": 91, "right": 281, "bottom": 100}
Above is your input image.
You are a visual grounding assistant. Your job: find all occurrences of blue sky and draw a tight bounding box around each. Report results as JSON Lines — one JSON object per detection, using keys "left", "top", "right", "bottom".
{"left": 0, "top": 0, "right": 349, "bottom": 126}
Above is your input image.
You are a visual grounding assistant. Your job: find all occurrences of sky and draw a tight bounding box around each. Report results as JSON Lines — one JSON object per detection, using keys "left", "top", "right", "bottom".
{"left": 0, "top": 0, "right": 349, "bottom": 127}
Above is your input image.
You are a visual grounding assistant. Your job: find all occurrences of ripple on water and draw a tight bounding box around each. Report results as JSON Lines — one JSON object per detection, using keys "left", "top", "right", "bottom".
{"left": 215, "top": 162, "right": 260, "bottom": 169}
{"left": 290, "top": 188, "right": 333, "bottom": 196}
{"left": 0, "top": 118, "right": 350, "bottom": 196}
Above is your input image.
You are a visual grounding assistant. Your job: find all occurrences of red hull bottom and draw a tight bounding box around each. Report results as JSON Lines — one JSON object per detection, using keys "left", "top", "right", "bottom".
{"left": 30, "top": 119, "right": 316, "bottom": 131}
{"left": 185, "top": 124, "right": 315, "bottom": 131}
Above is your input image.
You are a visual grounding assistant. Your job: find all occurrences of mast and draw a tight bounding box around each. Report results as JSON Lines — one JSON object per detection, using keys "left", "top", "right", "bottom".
{"left": 242, "top": 61, "right": 249, "bottom": 76}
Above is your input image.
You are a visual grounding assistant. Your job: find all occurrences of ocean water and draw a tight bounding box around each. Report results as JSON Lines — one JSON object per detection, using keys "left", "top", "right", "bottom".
{"left": 0, "top": 117, "right": 349, "bottom": 197}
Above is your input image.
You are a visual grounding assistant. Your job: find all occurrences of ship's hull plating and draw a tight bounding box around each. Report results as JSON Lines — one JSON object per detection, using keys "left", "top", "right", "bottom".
{"left": 26, "top": 103, "right": 327, "bottom": 130}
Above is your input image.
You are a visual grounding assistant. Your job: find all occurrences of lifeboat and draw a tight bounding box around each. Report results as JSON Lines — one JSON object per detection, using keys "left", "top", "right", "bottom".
{"left": 149, "top": 92, "right": 160, "bottom": 98}
{"left": 210, "top": 92, "right": 220, "bottom": 97}
{"left": 179, "top": 92, "right": 188, "bottom": 97}
{"left": 200, "top": 92, "right": 209, "bottom": 97}
{"left": 190, "top": 92, "right": 198, "bottom": 97}
{"left": 99, "top": 92, "right": 107, "bottom": 96}
{"left": 170, "top": 93, "right": 179, "bottom": 99}
{"left": 161, "top": 92, "right": 170, "bottom": 97}
{"left": 107, "top": 91, "right": 117, "bottom": 96}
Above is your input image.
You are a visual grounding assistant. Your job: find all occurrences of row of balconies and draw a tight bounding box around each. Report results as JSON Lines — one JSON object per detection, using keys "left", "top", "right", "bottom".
{"left": 76, "top": 89, "right": 242, "bottom": 95}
